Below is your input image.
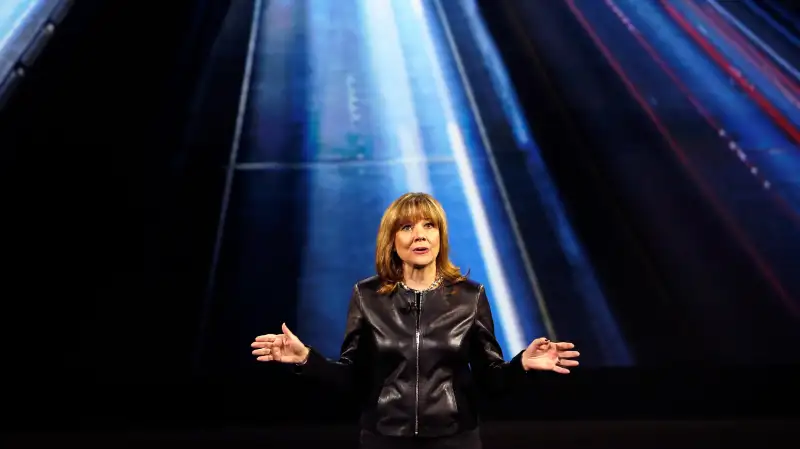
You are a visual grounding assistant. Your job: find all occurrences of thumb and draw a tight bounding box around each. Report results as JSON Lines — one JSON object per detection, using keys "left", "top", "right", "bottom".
{"left": 282, "top": 322, "right": 297, "bottom": 340}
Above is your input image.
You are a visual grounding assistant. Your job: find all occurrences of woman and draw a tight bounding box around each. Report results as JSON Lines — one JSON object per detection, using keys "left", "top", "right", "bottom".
{"left": 250, "top": 192, "right": 580, "bottom": 448}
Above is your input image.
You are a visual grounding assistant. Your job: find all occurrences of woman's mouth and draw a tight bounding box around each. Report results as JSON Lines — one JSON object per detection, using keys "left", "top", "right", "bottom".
{"left": 412, "top": 248, "right": 430, "bottom": 255}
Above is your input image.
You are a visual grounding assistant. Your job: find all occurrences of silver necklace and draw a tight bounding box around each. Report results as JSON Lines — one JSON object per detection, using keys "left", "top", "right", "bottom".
{"left": 399, "top": 275, "right": 443, "bottom": 293}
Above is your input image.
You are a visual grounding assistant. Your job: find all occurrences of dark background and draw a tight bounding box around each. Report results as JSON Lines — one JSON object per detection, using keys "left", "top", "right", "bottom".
{"left": 2, "top": 1, "right": 799, "bottom": 447}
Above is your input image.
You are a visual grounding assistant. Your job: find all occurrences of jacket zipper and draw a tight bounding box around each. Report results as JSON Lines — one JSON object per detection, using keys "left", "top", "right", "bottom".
{"left": 414, "top": 291, "right": 424, "bottom": 436}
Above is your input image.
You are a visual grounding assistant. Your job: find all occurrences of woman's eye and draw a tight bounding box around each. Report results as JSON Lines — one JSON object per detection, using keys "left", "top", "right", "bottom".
{"left": 401, "top": 225, "right": 411, "bottom": 231}
{"left": 424, "top": 222, "right": 434, "bottom": 228}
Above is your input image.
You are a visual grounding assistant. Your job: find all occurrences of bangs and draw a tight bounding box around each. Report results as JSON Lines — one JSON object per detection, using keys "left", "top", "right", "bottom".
{"left": 392, "top": 195, "right": 443, "bottom": 229}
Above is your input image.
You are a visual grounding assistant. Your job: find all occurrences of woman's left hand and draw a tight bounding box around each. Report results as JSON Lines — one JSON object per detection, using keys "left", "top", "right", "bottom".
{"left": 521, "top": 337, "right": 580, "bottom": 374}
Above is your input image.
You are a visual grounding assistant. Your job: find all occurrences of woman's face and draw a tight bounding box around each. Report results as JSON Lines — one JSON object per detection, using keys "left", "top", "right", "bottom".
{"left": 394, "top": 219, "right": 440, "bottom": 269}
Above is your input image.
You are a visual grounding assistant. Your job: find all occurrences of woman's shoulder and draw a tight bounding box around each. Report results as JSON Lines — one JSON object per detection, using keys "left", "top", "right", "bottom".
{"left": 354, "top": 275, "right": 383, "bottom": 292}
{"left": 449, "top": 277, "right": 483, "bottom": 297}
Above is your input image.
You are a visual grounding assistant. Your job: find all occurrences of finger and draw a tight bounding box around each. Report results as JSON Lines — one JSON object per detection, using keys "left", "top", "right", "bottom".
{"left": 281, "top": 323, "right": 297, "bottom": 339}
{"left": 251, "top": 341, "right": 268, "bottom": 348}
{"left": 555, "top": 342, "right": 575, "bottom": 350}
{"left": 553, "top": 366, "right": 571, "bottom": 374}
{"left": 251, "top": 348, "right": 271, "bottom": 356}
{"left": 557, "top": 359, "right": 579, "bottom": 367}
{"left": 256, "top": 355, "right": 274, "bottom": 362}
{"left": 558, "top": 350, "right": 580, "bottom": 359}
{"left": 255, "top": 334, "right": 280, "bottom": 342}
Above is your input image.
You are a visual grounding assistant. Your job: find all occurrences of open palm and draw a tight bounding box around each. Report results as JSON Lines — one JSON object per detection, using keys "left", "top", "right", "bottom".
{"left": 522, "top": 337, "right": 580, "bottom": 374}
{"left": 251, "top": 323, "right": 310, "bottom": 364}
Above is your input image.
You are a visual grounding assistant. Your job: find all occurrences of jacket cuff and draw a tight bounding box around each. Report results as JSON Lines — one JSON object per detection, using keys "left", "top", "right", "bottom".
{"left": 292, "top": 346, "right": 324, "bottom": 375}
{"left": 510, "top": 350, "right": 528, "bottom": 377}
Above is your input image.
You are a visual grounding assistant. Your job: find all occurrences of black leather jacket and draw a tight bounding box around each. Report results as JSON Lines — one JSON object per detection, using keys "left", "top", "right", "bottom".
{"left": 295, "top": 276, "right": 529, "bottom": 438}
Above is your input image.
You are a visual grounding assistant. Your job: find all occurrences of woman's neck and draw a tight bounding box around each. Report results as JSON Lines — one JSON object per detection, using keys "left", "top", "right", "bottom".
{"left": 402, "top": 263, "right": 438, "bottom": 290}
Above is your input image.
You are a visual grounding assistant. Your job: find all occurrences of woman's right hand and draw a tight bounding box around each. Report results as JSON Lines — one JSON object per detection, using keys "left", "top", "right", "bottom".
{"left": 251, "top": 323, "right": 310, "bottom": 364}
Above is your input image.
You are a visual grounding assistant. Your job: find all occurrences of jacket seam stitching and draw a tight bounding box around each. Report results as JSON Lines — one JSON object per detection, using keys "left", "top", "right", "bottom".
{"left": 354, "top": 283, "right": 370, "bottom": 330}
{"left": 474, "top": 284, "right": 484, "bottom": 325}
{"left": 354, "top": 283, "right": 365, "bottom": 311}
{"left": 463, "top": 284, "right": 484, "bottom": 353}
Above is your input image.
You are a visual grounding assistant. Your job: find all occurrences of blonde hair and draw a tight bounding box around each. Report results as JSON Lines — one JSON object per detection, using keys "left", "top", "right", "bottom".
{"left": 375, "top": 192, "right": 465, "bottom": 294}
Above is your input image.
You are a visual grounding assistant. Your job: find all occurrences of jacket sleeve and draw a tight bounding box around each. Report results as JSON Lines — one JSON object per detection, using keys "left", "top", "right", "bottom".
{"left": 468, "top": 285, "right": 528, "bottom": 395}
{"left": 293, "top": 284, "right": 365, "bottom": 392}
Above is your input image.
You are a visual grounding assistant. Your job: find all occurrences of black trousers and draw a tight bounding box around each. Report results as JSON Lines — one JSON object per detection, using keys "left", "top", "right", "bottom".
{"left": 359, "top": 428, "right": 482, "bottom": 449}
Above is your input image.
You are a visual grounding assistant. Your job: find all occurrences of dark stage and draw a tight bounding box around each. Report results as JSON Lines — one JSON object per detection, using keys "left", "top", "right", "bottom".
{"left": 6, "top": 421, "right": 799, "bottom": 449}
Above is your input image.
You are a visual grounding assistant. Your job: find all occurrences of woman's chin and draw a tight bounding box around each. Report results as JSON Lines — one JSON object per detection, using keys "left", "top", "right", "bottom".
{"left": 410, "top": 259, "right": 435, "bottom": 269}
